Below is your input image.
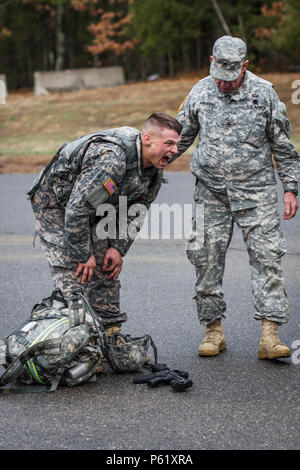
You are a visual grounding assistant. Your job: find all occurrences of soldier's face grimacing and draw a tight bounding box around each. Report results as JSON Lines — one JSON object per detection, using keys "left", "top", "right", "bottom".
{"left": 142, "top": 128, "right": 181, "bottom": 169}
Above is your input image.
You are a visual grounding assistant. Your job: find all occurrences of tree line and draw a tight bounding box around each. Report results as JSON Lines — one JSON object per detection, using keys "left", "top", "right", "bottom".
{"left": 0, "top": 0, "right": 299, "bottom": 89}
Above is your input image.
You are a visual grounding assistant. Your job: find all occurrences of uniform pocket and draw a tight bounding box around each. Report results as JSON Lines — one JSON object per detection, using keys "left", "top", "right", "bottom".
{"left": 261, "top": 219, "right": 287, "bottom": 258}
{"left": 243, "top": 113, "right": 268, "bottom": 148}
{"left": 39, "top": 235, "right": 73, "bottom": 268}
{"left": 46, "top": 158, "right": 76, "bottom": 208}
{"left": 247, "top": 218, "right": 287, "bottom": 261}
{"left": 199, "top": 107, "right": 220, "bottom": 142}
{"left": 185, "top": 231, "right": 205, "bottom": 266}
{"left": 31, "top": 184, "right": 53, "bottom": 209}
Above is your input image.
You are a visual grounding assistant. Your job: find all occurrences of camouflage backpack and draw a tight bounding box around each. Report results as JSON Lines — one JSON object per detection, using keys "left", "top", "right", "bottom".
{"left": 74, "top": 293, "right": 158, "bottom": 374}
{"left": 0, "top": 289, "right": 103, "bottom": 393}
{"left": 0, "top": 289, "right": 157, "bottom": 393}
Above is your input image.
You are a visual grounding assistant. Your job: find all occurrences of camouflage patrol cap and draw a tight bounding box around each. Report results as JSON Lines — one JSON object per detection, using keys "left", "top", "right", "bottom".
{"left": 210, "top": 35, "right": 247, "bottom": 81}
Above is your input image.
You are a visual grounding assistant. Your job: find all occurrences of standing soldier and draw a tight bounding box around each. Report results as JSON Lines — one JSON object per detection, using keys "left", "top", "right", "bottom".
{"left": 27, "top": 113, "right": 182, "bottom": 338}
{"left": 173, "top": 35, "right": 299, "bottom": 359}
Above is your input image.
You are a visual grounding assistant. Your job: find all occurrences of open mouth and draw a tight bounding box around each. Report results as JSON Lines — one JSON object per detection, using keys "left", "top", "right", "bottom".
{"left": 159, "top": 156, "right": 171, "bottom": 166}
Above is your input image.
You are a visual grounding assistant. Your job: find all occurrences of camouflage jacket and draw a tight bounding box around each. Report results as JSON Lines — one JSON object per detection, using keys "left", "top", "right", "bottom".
{"left": 28, "top": 127, "right": 165, "bottom": 261}
{"left": 175, "top": 70, "right": 300, "bottom": 210}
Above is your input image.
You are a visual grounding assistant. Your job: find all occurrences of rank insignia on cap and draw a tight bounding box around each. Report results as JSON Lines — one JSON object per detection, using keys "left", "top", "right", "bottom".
{"left": 104, "top": 178, "right": 117, "bottom": 195}
{"left": 178, "top": 96, "right": 187, "bottom": 112}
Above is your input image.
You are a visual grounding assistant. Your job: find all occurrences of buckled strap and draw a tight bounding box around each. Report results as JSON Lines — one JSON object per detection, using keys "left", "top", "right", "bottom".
{"left": 48, "top": 368, "right": 64, "bottom": 393}
{"left": 16, "top": 336, "right": 31, "bottom": 349}
{"left": 147, "top": 335, "right": 158, "bottom": 364}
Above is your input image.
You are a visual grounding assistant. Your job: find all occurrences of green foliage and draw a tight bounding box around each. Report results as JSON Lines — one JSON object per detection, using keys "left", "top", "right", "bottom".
{"left": 130, "top": 0, "right": 209, "bottom": 57}
{"left": 0, "top": 0, "right": 299, "bottom": 88}
{"left": 129, "top": 0, "right": 292, "bottom": 75}
{"left": 272, "top": 0, "right": 300, "bottom": 58}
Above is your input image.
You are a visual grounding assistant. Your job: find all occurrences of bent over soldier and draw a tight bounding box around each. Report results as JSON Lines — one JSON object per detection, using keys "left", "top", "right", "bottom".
{"left": 27, "top": 113, "right": 182, "bottom": 338}
{"left": 173, "top": 36, "right": 299, "bottom": 360}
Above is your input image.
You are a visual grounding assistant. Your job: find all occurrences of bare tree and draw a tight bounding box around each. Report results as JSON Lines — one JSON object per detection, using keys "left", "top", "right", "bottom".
{"left": 211, "top": 0, "right": 231, "bottom": 36}
{"left": 55, "top": 2, "right": 66, "bottom": 70}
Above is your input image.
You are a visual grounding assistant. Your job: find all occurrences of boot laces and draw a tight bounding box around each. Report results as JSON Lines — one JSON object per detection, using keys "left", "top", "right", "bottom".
{"left": 205, "top": 329, "right": 222, "bottom": 344}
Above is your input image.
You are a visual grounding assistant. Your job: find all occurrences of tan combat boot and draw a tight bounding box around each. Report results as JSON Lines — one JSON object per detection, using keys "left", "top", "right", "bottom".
{"left": 95, "top": 362, "right": 105, "bottom": 374}
{"left": 258, "top": 319, "right": 291, "bottom": 359}
{"left": 198, "top": 319, "right": 227, "bottom": 356}
{"left": 99, "top": 323, "right": 122, "bottom": 362}
{"left": 105, "top": 326, "right": 121, "bottom": 338}
{"left": 90, "top": 324, "right": 122, "bottom": 369}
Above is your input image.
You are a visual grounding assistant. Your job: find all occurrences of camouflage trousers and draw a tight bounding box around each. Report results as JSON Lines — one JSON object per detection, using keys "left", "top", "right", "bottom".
{"left": 186, "top": 181, "right": 290, "bottom": 326}
{"left": 30, "top": 185, "right": 127, "bottom": 326}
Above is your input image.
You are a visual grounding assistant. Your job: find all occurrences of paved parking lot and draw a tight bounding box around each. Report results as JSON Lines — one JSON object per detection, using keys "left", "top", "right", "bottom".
{"left": 0, "top": 173, "right": 299, "bottom": 450}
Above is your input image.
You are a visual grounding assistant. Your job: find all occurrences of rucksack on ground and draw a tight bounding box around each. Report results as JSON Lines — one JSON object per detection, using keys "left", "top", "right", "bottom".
{"left": 0, "top": 289, "right": 103, "bottom": 392}
{"left": 0, "top": 288, "right": 157, "bottom": 393}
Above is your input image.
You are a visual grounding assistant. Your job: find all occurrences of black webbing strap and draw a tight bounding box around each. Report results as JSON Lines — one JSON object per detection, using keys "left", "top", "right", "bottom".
{"left": 31, "top": 288, "right": 67, "bottom": 314}
{"left": 75, "top": 292, "right": 110, "bottom": 358}
{"left": 147, "top": 335, "right": 158, "bottom": 364}
{"left": 0, "top": 338, "right": 62, "bottom": 387}
{"left": 48, "top": 368, "right": 65, "bottom": 393}
{"left": 76, "top": 292, "right": 123, "bottom": 373}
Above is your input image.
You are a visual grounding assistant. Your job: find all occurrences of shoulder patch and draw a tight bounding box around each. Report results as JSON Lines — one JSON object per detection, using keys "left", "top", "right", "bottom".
{"left": 104, "top": 178, "right": 118, "bottom": 195}
{"left": 178, "top": 96, "right": 187, "bottom": 112}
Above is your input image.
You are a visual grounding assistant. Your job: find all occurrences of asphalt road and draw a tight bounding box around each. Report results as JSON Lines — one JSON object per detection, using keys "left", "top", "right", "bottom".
{"left": 0, "top": 172, "right": 299, "bottom": 451}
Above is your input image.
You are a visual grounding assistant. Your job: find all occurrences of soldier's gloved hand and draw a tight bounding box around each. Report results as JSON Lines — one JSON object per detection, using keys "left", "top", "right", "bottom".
{"left": 102, "top": 247, "right": 123, "bottom": 280}
{"left": 75, "top": 255, "right": 97, "bottom": 284}
{"left": 283, "top": 192, "right": 298, "bottom": 220}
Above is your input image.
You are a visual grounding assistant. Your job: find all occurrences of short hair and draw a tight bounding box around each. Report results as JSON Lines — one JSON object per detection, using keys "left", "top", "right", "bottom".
{"left": 143, "top": 112, "right": 182, "bottom": 135}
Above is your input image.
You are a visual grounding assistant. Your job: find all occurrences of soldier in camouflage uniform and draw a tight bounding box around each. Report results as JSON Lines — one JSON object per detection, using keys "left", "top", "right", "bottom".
{"left": 27, "top": 113, "right": 182, "bottom": 338}
{"left": 174, "top": 36, "right": 299, "bottom": 359}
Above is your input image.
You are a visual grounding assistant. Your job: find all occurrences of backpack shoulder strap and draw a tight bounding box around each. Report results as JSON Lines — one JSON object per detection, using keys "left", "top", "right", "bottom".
{"left": 0, "top": 338, "right": 62, "bottom": 388}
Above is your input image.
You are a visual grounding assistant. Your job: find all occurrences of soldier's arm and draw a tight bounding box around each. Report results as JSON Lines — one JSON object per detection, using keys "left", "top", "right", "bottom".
{"left": 102, "top": 247, "right": 123, "bottom": 281}
{"left": 109, "top": 171, "right": 165, "bottom": 257}
{"left": 268, "top": 88, "right": 300, "bottom": 196}
{"left": 169, "top": 89, "right": 200, "bottom": 163}
{"left": 64, "top": 143, "right": 126, "bottom": 263}
{"left": 108, "top": 196, "right": 150, "bottom": 257}
{"left": 109, "top": 200, "right": 150, "bottom": 257}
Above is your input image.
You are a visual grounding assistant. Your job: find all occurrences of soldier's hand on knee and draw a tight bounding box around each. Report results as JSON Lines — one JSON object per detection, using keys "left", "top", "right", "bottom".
{"left": 102, "top": 247, "right": 123, "bottom": 280}
{"left": 283, "top": 192, "right": 298, "bottom": 220}
{"left": 75, "top": 255, "right": 97, "bottom": 284}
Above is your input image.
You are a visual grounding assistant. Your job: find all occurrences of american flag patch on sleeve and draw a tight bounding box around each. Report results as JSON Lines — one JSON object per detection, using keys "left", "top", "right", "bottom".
{"left": 104, "top": 178, "right": 118, "bottom": 195}
{"left": 178, "top": 96, "right": 187, "bottom": 112}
